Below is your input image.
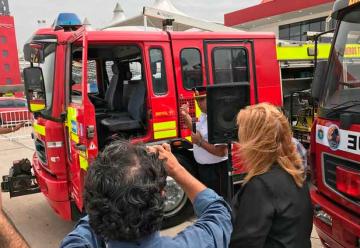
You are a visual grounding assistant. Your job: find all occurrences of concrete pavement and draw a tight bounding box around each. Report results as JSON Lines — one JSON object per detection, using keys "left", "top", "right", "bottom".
{"left": 0, "top": 133, "right": 323, "bottom": 247}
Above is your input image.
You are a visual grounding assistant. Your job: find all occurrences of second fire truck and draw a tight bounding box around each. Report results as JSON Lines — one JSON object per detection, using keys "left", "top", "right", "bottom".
{"left": 310, "top": 0, "right": 360, "bottom": 247}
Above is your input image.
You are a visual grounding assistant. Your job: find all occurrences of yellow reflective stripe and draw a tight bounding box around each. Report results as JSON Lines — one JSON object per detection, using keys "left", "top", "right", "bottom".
{"left": 30, "top": 103, "right": 45, "bottom": 112}
{"left": 153, "top": 121, "right": 176, "bottom": 131}
{"left": 67, "top": 107, "right": 78, "bottom": 142}
{"left": 71, "top": 133, "right": 79, "bottom": 143}
{"left": 79, "top": 153, "right": 88, "bottom": 171}
{"left": 154, "top": 130, "right": 177, "bottom": 140}
{"left": 33, "top": 123, "right": 45, "bottom": 136}
{"left": 193, "top": 92, "right": 202, "bottom": 118}
{"left": 277, "top": 44, "right": 331, "bottom": 61}
{"left": 195, "top": 100, "right": 201, "bottom": 118}
{"left": 185, "top": 136, "right": 192, "bottom": 142}
{"left": 344, "top": 44, "right": 360, "bottom": 58}
{"left": 67, "top": 107, "right": 77, "bottom": 125}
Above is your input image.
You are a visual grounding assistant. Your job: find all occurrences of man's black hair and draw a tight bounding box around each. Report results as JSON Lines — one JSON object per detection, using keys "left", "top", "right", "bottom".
{"left": 84, "top": 140, "right": 167, "bottom": 241}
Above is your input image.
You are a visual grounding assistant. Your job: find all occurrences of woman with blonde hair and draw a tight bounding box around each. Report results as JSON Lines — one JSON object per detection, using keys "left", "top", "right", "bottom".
{"left": 230, "top": 103, "right": 312, "bottom": 248}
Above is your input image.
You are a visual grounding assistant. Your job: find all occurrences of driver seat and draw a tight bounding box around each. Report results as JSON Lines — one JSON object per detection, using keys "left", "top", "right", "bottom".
{"left": 101, "top": 80, "right": 146, "bottom": 132}
{"left": 104, "top": 63, "right": 123, "bottom": 111}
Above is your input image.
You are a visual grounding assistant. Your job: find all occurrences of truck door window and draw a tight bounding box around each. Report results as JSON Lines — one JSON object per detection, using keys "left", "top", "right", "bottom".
{"left": 71, "top": 60, "right": 98, "bottom": 104}
{"left": 149, "top": 48, "right": 168, "bottom": 95}
{"left": 323, "top": 13, "right": 360, "bottom": 110}
{"left": 106, "top": 61, "right": 142, "bottom": 81}
{"left": 181, "top": 48, "right": 203, "bottom": 90}
{"left": 212, "top": 47, "right": 249, "bottom": 84}
{"left": 40, "top": 43, "right": 56, "bottom": 111}
{"left": 105, "top": 61, "right": 114, "bottom": 81}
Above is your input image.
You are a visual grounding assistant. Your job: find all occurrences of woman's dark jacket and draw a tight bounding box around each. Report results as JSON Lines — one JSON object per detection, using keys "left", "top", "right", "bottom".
{"left": 230, "top": 165, "right": 313, "bottom": 248}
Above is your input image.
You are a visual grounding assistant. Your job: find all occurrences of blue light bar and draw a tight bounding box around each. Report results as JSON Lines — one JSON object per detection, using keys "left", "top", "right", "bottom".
{"left": 54, "top": 13, "right": 81, "bottom": 27}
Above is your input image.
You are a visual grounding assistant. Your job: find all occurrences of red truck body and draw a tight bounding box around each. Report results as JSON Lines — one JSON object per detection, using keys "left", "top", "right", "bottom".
{"left": 310, "top": 0, "right": 360, "bottom": 247}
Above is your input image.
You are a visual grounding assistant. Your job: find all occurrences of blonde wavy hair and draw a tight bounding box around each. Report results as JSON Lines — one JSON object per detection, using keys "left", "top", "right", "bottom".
{"left": 237, "top": 103, "right": 305, "bottom": 187}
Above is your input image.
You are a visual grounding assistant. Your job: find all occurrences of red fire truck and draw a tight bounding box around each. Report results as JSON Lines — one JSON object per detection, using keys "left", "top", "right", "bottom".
{"left": 310, "top": 0, "right": 360, "bottom": 247}
{"left": 1, "top": 14, "right": 282, "bottom": 227}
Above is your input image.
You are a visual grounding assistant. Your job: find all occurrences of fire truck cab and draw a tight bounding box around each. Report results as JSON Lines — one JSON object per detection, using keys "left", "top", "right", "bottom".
{"left": 311, "top": 0, "right": 360, "bottom": 247}
{"left": 14, "top": 15, "right": 282, "bottom": 227}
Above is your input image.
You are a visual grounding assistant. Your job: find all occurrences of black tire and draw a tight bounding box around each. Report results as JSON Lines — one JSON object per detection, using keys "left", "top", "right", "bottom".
{"left": 161, "top": 152, "right": 196, "bottom": 229}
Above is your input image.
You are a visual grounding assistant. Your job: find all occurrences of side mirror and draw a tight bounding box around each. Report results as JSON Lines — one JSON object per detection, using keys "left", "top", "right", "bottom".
{"left": 312, "top": 61, "right": 328, "bottom": 100}
{"left": 23, "top": 67, "right": 47, "bottom": 112}
{"left": 23, "top": 43, "right": 45, "bottom": 64}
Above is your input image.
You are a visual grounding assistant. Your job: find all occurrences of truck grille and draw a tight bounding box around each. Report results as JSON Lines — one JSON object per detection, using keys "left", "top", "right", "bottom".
{"left": 323, "top": 153, "right": 359, "bottom": 202}
{"left": 35, "top": 138, "right": 47, "bottom": 165}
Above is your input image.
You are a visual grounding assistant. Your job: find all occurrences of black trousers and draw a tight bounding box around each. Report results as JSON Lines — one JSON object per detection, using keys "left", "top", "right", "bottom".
{"left": 197, "top": 160, "right": 229, "bottom": 198}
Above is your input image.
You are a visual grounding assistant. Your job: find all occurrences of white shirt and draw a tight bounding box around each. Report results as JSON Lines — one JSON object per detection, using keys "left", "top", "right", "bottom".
{"left": 193, "top": 113, "right": 228, "bottom": 165}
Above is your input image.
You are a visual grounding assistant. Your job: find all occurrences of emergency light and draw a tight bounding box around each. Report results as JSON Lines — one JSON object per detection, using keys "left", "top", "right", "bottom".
{"left": 336, "top": 166, "right": 360, "bottom": 200}
{"left": 53, "top": 13, "right": 82, "bottom": 29}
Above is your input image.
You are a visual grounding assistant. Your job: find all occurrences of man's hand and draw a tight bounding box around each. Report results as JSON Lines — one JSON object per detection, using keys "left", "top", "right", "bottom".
{"left": 192, "top": 133, "right": 228, "bottom": 157}
{"left": 147, "top": 143, "right": 206, "bottom": 203}
{"left": 13, "top": 122, "right": 25, "bottom": 132}
{"left": 0, "top": 191, "right": 29, "bottom": 247}
{"left": 180, "top": 102, "right": 190, "bottom": 117}
{"left": 147, "top": 144, "right": 182, "bottom": 178}
{"left": 191, "top": 132, "right": 202, "bottom": 146}
{"left": 180, "top": 102, "right": 193, "bottom": 130}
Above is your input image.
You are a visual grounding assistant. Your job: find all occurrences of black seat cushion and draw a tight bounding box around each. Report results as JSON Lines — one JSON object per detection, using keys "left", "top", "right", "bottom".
{"left": 101, "top": 115, "right": 141, "bottom": 132}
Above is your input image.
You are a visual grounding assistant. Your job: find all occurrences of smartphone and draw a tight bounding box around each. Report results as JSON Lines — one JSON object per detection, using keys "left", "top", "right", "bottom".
{"left": 192, "top": 118, "right": 197, "bottom": 133}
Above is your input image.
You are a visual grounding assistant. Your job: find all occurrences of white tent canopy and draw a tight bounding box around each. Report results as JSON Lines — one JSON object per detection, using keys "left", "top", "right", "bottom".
{"left": 83, "top": 17, "right": 95, "bottom": 30}
{"left": 151, "top": 0, "right": 187, "bottom": 16}
{"left": 103, "top": 0, "right": 239, "bottom": 32}
{"left": 107, "top": 3, "right": 126, "bottom": 27}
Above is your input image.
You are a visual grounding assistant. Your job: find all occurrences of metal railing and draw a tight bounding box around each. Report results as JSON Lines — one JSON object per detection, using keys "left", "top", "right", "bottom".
{"left": 0, "top": 110, "right": 32, "bottom": 140}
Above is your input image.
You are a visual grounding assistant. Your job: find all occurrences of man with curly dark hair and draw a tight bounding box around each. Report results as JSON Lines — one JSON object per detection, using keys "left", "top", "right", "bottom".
{"left": 60, "top": 140, "right": 232, "bottom": 248}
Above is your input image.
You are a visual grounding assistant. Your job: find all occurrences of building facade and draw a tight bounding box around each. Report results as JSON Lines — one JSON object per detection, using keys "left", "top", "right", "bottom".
{"left": 224, "top": 0, "right": 335, "bottom": 41}
{"left": 0, "top": 0, "right": 21, "bottom": 93}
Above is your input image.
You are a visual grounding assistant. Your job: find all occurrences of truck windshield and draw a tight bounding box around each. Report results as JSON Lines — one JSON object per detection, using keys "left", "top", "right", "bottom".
{"left": 322, "top": 7, "right": 360, "bottom": 113}
{"left": 41, "top": 43, "right": 56, "bottom": 111}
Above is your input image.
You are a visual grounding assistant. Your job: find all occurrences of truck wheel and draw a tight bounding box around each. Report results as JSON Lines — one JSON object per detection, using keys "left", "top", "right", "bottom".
{"left": 162, "top": 153, "right": 196, "bottom": 229}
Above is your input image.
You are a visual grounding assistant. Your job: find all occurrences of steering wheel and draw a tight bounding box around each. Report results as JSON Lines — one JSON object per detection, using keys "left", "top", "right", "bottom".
{"left": 72, "top": 90, "right": 107, "bottom": 104}
{"left": 72, "top": 90, "right": 82, "bottom": 96}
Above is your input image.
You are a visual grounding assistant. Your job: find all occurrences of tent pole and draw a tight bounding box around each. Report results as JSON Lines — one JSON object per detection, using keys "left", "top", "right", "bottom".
{"left": 144, "top": 16, "right": 148, "bottom": 31}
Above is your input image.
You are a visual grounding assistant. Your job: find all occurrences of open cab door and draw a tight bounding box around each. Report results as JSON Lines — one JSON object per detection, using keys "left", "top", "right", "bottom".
{"left": 66, "top": 28, "right": 98, "bottom": 213}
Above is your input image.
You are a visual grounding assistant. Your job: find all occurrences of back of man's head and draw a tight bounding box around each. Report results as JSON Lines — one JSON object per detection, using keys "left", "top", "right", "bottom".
{"left": 84, "top": 140, "right": 167, "bottom": 241}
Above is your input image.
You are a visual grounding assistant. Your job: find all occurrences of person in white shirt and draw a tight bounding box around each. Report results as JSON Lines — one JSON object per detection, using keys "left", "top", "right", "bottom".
{"left": 180, "top": 87, "right": 228, "bottom": 197}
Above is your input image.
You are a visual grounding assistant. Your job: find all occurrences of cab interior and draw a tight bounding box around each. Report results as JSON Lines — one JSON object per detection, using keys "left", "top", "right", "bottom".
{"left": 70, "top": 44, "right": 147, "bottom": 149}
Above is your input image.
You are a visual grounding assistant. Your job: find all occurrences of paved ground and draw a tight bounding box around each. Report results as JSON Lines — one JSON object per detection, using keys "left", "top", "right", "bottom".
{"left": 0, "top": 132, "right": 323, "bottom": 247}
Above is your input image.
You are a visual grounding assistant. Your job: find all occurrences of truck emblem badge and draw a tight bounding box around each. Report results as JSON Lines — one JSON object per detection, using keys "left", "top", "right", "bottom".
{"left": 318, "top": 128, "right": 324, "bottom": 140}
{"left": 327, "top": 124, "right": 340, "bottom": 150}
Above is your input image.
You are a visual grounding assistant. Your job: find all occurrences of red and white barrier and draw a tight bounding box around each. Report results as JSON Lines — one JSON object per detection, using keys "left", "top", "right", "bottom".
{"left": 0, "top": 110, "right": 32, "bottom": 140}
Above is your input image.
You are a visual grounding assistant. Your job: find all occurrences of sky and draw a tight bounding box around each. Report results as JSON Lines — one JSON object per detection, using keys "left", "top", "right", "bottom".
{"left": 9, "top": 0, "right": 261, "bottom": 50}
